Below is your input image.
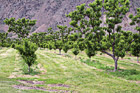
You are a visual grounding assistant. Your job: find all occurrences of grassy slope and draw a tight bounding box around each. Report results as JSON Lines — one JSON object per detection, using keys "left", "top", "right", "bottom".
{"left": 0, "top": 48, "right": 48, "bottom": 93}
{"left": 0, "top": 48, "right": 140, "bottom": 93}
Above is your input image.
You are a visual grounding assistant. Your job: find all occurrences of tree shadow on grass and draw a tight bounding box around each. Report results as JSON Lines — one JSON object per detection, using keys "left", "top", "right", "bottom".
{"left": 80, "top": 58, "right": 114, "bottom": 70}
{"left": 80, "top": 58, "right": 140, "bottom": 80}
{"left": 110, "top": 69, "right": 140, "bottom": 80}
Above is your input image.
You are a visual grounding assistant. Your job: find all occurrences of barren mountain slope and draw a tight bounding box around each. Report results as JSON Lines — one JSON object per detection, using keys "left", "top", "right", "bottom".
{"left": 0, "top": 0, "right": 140, "bottom": 35}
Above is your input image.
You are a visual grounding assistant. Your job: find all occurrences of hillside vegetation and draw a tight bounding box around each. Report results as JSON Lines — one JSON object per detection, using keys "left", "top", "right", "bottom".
{"left": 0, "top": 48, "right": 140, "bottom": 93}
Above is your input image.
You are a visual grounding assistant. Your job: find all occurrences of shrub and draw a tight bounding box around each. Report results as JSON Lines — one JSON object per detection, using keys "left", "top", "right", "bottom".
{"left": 16, "top": 39, "right": 38, "bottom": 73}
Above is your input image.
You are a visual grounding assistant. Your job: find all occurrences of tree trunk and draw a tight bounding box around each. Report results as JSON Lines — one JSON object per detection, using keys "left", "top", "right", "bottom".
{"left": 89, "top": 57, "right": 91, "bottom": 61}
{"left": 101, "top": 50, "right": 119, "bottom": 72}
{"left": 137, "top": 57, "right": 139, "bottom": 63}
{"left": 114, "top": 59, "right": 118, "bottom": 72}
{"left": 75, "top": 55, "right": 77, "bottom": 59}
{"left": 28, "top": 66, "right": 30, "bottom": 73}
{"left": 129, "top": 53, "right": 131, "bottom": 56}
{"left": 59, "top": 49, "right": 61, "bottom": 55}
{"left": 113, "top": 57, "right": 118, "bottom": 72}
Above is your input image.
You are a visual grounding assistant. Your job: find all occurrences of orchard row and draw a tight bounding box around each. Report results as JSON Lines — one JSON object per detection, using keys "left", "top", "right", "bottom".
{"left": 0, "top": 0, "right": 140, "bottom": 72}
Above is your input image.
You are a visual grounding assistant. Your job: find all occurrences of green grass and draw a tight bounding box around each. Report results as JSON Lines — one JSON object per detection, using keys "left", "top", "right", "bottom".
{"left": 0, "top": 48, "right": 48, "bottom": 93}
{"left": 80, "top": 58, "right": 140, "bottom": 80}
{"left": 0, "top": 48, "right": 140, "bottom": 93}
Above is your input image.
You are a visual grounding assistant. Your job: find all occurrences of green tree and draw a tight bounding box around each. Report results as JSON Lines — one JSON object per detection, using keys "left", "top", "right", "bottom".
{"left": 48, "top": 41, "right": 53, "bottom": 50}
{"left": 4, "top": 18, "right": 36, "bottom": 39}
{"left": 56, "top": 25, "right": 67, "bottom": 54}
{"left": 38, "top": 32, "right": 47, "bottom": 48}
{"left": 63, "top": 43, "right": 69, "bottom": 54}
{"left": 102, "top": 0, "right": 130, "bottom": 71}
{"left": 6, "top": 38, "right": 12, "bottom": 47}
{"left": 77, "top": 38, "right": 85, "bottom": 51}
{"left": 16, "top": 39, "right": 38, "bottom": 73}
{"left": 72, "top": 41, "right": 80, "bottom": 59}
{"left": 47, "top": 27, "right": 53, "bottom": 35}
{"left": 131, "top": 41, "right": 140, "bottom": 63}
{"left": 0, "top": 33, "right": 8, "bottom": 47}
{"left": 85, "top": 41, "right": 96, "bottom": 59}
{"left": 30, "top": 33, "right": 40, "bottom": 45}
{"left": 72, "top": 48, "right": 79, "bottom": 59}
{"left": 57, "top": 25, "right": 67, "bottom": 43}
{"left": 57, "top": 40, "right": 63, "bottom": 55}
{"left": 67, "top": 0, "right": 130, "bottom": 71}
{"left": 30, "top": 32, "right": 47, "bottom": 48}
{"left": 129, "top": 8, "right": 140, "bottom": 63}
{"left": 50, "top": 31, "right": 59, "bottom": 53}
{"left": 62, "top": 27, "right": 73, "bottom": 54}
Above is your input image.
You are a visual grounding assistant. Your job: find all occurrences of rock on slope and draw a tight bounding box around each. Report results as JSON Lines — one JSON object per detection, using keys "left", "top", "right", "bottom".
{"left": 0, "top": 0, "right": 140, "bottom": 35}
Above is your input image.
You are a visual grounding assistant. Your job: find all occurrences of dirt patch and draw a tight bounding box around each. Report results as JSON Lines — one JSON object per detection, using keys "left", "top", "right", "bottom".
{"left": 47, "top": 84, "right": 70, "bottom": 88}
{"left": 16, "top": 80, "right": 72, "bottom": 92}
{"left": 13, "top": 85, "right": 71, "bottom": 92}
{"left": 129, "top": 81, "right": 140, "bottom": 84}
{"left": 13, "top": 85, "right": 46, "bottom": 91}
{"left": 106, "top": 69, "right": 123, "bottom": 72}
{"left": 18, "top": 80, "right": 71, "bottom": 87}
{"left": 136, "top": 81, "right": 140, "bottom": 84}
{"left": 18, "top": 80, "right": 45, "bottom": 85}
{"left": 96, "top": 69, "right": 103, "bottom": 72}
{"left": 18, "top": 80, "right": 70, "bottom": 88}
{"left": 119, "top": 66, "right": 126, "bottom": 69}
{"left": 9, "top": 74, "right": 40, "bottom": 79}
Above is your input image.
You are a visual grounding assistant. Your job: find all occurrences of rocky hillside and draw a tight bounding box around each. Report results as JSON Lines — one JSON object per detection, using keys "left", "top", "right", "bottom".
{"left": 0, "top": 0, "right": 140, "bottom": 35}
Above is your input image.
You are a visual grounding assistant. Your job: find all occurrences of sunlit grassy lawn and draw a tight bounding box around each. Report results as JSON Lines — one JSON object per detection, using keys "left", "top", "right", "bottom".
{"left": 0, "top": 48, "right": 46, "bottom": 93}
{"left": 0, "top": 48, "right": 140, "bottom": 93}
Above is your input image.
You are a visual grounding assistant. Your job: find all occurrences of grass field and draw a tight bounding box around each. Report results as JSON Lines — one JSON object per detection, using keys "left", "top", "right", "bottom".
{"left": 0, "top": 48, "right": 140, "bottom": 93}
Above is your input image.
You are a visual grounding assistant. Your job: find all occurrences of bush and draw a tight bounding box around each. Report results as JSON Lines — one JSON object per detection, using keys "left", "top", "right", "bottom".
{"left": 16, "top": 39, "right": 38, "bottom": 73}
